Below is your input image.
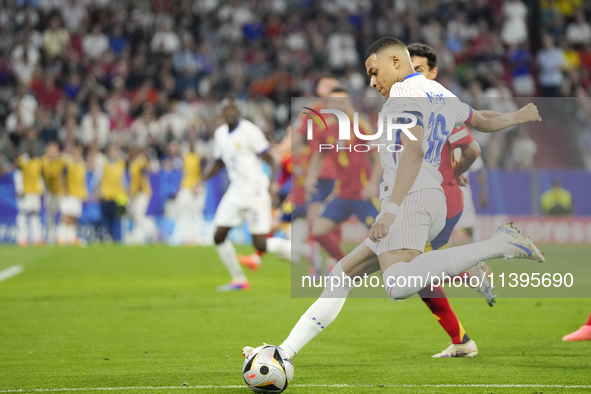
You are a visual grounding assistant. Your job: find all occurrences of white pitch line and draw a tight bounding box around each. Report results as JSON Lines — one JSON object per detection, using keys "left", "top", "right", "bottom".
{"left": 1, "top": 384, "right": 591, "bottom": 392}
{"left": 0, "top": 265, "right": 24, "bottom": 282}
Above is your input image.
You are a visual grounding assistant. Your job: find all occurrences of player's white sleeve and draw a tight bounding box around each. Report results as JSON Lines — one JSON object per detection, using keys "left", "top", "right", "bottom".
{"left": 454, "top": 99, "right": 473, "bottom": 126}
{"left": 247, "top": 122, "right": 271, "bottom": 155}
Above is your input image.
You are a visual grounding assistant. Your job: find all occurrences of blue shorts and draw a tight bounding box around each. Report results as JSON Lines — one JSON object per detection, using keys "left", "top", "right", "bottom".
{"left": 321, "top": 198, "right": 379, "bottom": 228}
{"left": 310, "top": 179, "right": 335, "bottom": 203}
{"left": 279, "top": 201, "right": 306, "bottom": 223}
{"left": 426, "top": 210, "right": 463, "bottom": 251}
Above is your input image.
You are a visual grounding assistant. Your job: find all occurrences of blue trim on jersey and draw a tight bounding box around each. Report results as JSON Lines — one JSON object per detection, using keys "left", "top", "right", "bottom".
{"left": 403, "top": 72, "right": 422, "bottom": 81}
{"left": 228, "top": 120, "right": 240, "bottom": 133}
{"left": 465, "top": 106, "right": 473, "bottom": 123}
{"left": 257, "top": 147, "right": 270, "bottom": 156}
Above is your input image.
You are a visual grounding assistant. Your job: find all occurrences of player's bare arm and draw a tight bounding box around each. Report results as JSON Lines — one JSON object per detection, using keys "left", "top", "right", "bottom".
{"left": 361, "top": 149, "right": 382, "bottom": 200}
{"left": 197, "top": 159, "right": 225, "bottom": 190}
{"left": 369, "top": 123, "right": 424, "bottom": 243}
{"left": 469, "top": 103, "right": 541, "bottom": 133}
{"left": 454, "top": 141, "right": 481, "bottom": 186}
{"left": 304, "top": 151, "right": 325, "bottom": 197}
{"left": 260, "top": 149, "right": 279, "bottom": 195}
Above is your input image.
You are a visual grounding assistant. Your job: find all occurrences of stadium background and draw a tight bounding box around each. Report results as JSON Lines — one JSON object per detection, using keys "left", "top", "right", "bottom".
{"left": 0, "top": 0, "right": 591, "bottom": 245}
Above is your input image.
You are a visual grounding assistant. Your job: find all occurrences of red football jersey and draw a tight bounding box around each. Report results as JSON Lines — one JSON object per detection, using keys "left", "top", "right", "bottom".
{"left": 439, "top": 125, "right": 475, "bottom": 219}
{"left": 291, "top": 145, "right": 311, "bottom": 205}
{"left": 315, "top": 116, "right": 374, "bottom": 200}
{"left": 296, "top": 101, "right": 337, "bottom": 180}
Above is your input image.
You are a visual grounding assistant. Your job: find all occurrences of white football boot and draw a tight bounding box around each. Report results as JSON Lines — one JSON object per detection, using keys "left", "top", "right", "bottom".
{"left": 467, "top": 261, "right": 497, "bottom": 307}
{"left": 433, "top": 339, "right": 478, "bottom": 358}
{"left": 491, "top": 222, "right": 545, "bottom": 262}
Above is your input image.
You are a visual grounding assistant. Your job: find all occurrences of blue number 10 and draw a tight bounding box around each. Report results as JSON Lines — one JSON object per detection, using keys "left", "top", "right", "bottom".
{"left": 425, "top": 113, "right": 449, "bottom": 165}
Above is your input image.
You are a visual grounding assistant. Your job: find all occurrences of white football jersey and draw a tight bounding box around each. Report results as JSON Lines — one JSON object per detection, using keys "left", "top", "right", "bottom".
{"left": 212, "top": 119, "right": 271, "bottom": 202}
{"left": 378, "top": 73, "right": 473, "bottom": 199}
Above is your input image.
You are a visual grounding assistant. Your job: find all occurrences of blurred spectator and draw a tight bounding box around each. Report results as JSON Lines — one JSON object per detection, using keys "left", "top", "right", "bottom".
{"left": 507, "top": 44, "right": 535, "bottom": 96}
{"left": 150, "top": 22, "right": 180, "bottom": 54}
{"left": 566, "top": 10, "right": 591, "bottom": 46}
{"left": 108, "top": 24, "right": 128, "bottom": 55}
{"left": 11, "top": 34, "right": 39, "bottom": 85}
{"left": 537, "top": 35, "right": 565, "bottom": 97}
{"left": 508, "top": 129, "right": 537, "bottom": 170}
{"left": 60, "top": 0, "right": 87, "bottom": 32}
{"left": 501, "top": 0, "right": 528, "bottom": 46}
{"left": 43, "top": 16, "right": 69, "bottom": 59}
{"left": 83, "top": 25, "right": 109, "bottom": 60}
{"left": 541, "top": 180, "right": 573, "bottom": 215}
{"left": 80, "top": 99, "right": 110, "bottom": 149}
{"left": 326, "top": 27, "right": 358, "bottom": 73}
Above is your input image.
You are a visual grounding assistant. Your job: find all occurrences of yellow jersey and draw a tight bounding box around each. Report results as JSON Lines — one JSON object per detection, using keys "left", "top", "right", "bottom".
{"left": 129, "top": 155, "right": 151, "bottom": 197}
{"left": 65, "top": 158, "right": 88, "bottom": 200}
{"left": 17, "top": 155, "right": 43, "bottom": 195}
{"left": 101, "top": 159, "right": 126, "bottom": 201}
{"left": 42, "top": 155, "right": 66, "bottom": 194}
{"left": 181, "top": 152, "right": 201, "bottom": 189}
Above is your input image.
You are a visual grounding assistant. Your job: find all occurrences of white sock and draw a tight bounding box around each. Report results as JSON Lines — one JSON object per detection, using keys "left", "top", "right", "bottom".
{"left": 266, "top": 237, "right": 291, "bottom": 259}
{"left": 216, "top": 239, "right": 247, "bottom": 282}
{"left": 16, "top": 213, "right": 28, "bottom": 243}
{"left": 57, "top": 223, "right": 66, "bottom": 243}
{"left": 382, "top": 239, "right": 504, "bottom": 300}
{"left": 30, "top": 214, "right": 42, "bottom": 242}
{"left": 280, "top": 261, "right": 352, "bottom": 358}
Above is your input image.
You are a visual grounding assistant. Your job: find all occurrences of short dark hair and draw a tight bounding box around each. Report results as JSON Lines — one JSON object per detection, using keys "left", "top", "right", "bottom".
{"left": 365, "top": 37, "right": 406, "bottom": 59}
{"left": 407, "top": 43, "right": 438, "bottom": 70}
{"left": 330, "top": 86, "right": 349, "bottom": 95}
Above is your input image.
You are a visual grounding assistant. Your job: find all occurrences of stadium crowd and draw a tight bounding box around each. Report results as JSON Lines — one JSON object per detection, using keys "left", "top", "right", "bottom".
{"left": 0, "top": 0, "right": 590, "bottom": 244}
{"left": 0, "top": 1, "right": 591, "bottom": 170}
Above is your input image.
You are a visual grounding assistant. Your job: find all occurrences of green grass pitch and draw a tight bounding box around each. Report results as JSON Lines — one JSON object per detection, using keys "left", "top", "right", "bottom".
{"left": 0, "top": 244, "right": 590, "bottom": 394}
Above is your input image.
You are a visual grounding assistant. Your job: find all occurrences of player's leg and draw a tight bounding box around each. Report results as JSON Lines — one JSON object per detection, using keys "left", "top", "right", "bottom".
{"left": 379, "top": 189, "right": 544, "bottom": 301}
{"left": 277, "top": 242, "right": 380, "bottom": 358}
{"left": 249, "top": 192, "right": 291, "bottom": 263}
{"left": 307, "top": 179, "right": 341, "bottom": 271}
{"left": 45, "top": 193, "right": 58, "bottom": 244}
{"left": 419, "top": 212, "right": 474, "bottom": 355}
{"left": 563, "top": 312, "right": 591, "bottom": 341}
{"left": 29, "top": 195, "right": 43, "bottom": 245}
{"left": 16, "top": 196, "right": 29, "bottom": 246}
{"left": 213, "top": 194, "right": 249, "bottom": 291}
{"left": 311, "top": 198, "right": 348, "bottom": 263}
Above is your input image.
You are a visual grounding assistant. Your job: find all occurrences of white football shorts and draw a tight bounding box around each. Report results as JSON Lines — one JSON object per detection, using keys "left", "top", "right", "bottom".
{"left": 60, "top": 195, "right": 83, "bottom": 218}
{"left": 365, "top": 188, "right": 447, "bottom": 256}
{"left": 18, "top": 193, "right": 41, "bottom": 213}
{"left": 214, "top": 186, "right": 272, "bottom": 235}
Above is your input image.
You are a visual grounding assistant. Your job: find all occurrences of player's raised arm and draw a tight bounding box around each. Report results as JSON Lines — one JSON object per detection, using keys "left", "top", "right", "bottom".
{"left": 469, "top": 103, "right": 542, "bottom": 133}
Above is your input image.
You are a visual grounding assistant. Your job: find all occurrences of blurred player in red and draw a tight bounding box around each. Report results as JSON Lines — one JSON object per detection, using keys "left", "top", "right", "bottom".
{"left": 408, "top": 43, "right": 495, "bottom": 358}
{"left": 297, "top": 77, "right": 344, "bottom": 269}
{"left": 306, "top": 87, "right": 381, "bottom": 274}
{"left": 563, "top": 313, "right": 591, "bottom": 341}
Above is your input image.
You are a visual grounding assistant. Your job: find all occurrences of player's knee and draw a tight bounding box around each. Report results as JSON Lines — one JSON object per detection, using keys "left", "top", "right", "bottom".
{"left": 382, "top": 266, "right": 413, "bottom": 301}
{"left": 213, "top": 231, "right": 227, "bottom": 245}
{"left": 252, "top": 236, "right": 267, "bottom": 252}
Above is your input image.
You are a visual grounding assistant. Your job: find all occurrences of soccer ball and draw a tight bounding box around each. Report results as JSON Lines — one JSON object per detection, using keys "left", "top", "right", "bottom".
{"left": 243, "top": 345, "right": 294, "bottom": 393}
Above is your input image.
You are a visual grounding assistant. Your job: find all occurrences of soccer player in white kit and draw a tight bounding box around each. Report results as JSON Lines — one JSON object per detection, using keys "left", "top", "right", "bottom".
{"left": 244, "top": 37, "right": 545, "bottom": 361}
{"left": 198, "top": 100, "right": 291, "bottom": 291}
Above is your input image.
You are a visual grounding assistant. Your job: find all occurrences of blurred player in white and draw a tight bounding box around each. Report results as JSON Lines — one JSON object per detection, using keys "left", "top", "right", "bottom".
{"left": 198, "top": 100, "right": 291, "bottom": 291}
{"left": 58, "top": 142, "right": 87, "bottom": 246}
{"left": 41, "top": 141, "right": 65, "bottom": 244}
{"left": 245, "top": 37, "right": 544, "bottom": 360}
